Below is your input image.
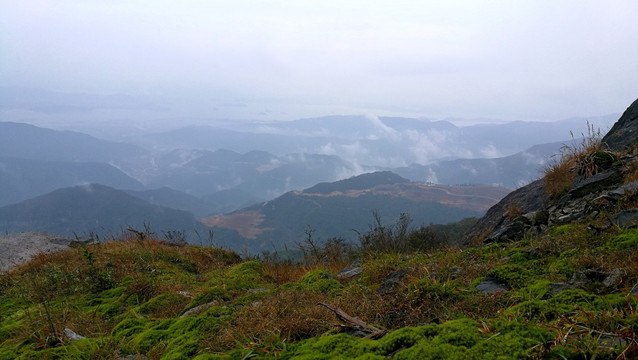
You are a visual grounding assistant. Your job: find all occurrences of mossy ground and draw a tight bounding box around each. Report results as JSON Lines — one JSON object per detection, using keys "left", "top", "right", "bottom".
{"left": 1, "top": 221, "right": 637, "bottom": 359}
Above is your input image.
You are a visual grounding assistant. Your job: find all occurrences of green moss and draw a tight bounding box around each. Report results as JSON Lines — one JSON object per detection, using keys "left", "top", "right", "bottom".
{"left": 137, "top": 293, "right": 186, "bottom": 316}
{"left": 508, "top": 252, "right": 529, "bottom": 264}
{"left": 549, "top": 224, "right": 578, "bottom": 236}
{"left": 408, "top": 278, "right": 461, "bottom": 302}
{"left": 184, "top": 286, "right": 229, "bottom": 312}
{"left": 112, "top": 317, "right": 148, "bottom": 338}
{"left": 162, "top": 334, "right": 201, "bottom": 359}
{"left": 299, "top": 270, "right": 343, "bottom": 294}
{"left": 283, "top": 318, "right": 558, "bottom": 360}
{"left": 609, "top": 228, "right": 638, "bottom": 250}
{"left": 519, "top": 280, "right": 551, "bottom": 301}
{"left": 487, "top": 264, "right": 532, "bottom": 289}
{"left": 225, "top": 261, "right": 265, "bottom": 290}
{"left": 0, "top": 347, "right": 18, "bottom": 360}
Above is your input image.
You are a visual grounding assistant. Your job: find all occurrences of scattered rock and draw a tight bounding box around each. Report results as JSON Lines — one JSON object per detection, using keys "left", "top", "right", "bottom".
{"left": 615, "top": 209, "right": 638, "bottom": 228}
{"left": 248, "top": 287, "right": 269, "bottom": 294}
{"left": 602, "top": 268, "right": 626, "bottom": 290}
{"left": 176, "top": 291, "right": 192, "bottom": 298}
{"left": 569, "top": 269, "right": 607, "bottom": 288}
{"left": 63, "top": 328, "right": 85, "bottom": 340}
{"left": 116, "top": 355, "right": 150, "bottom": 360}
{"left": 568, "top": 170, "right": 623, "bottom": 198}
{"left": 68, "top": 237, "right": 100, "bottom": 248}
{"left": 377, "top": 268, "right": 411, "bottom": 295}
{"left": 337, "top": 260, "right": 364, "bottom": 279}
{"left": 476, "top": 277, "right": 508, "bottom": 294}
{"left": 180, "top": 301, "right": 218, "bottom": 318}
{"left": 549, "top": 282, "right": 572, "bottom": 295}
{"left": 609, "top": 180, "right": 638, "bottom": 197}
{"left": 485, "top": 220, "right": 526, "bottom": 243}
{"left": 448, "top": 266, "right": 461, "bottom": 280}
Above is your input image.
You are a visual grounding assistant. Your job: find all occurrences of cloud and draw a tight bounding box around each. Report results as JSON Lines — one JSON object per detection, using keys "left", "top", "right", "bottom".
{"left": 2, "top": 1, "right": 637, "bottom": 121}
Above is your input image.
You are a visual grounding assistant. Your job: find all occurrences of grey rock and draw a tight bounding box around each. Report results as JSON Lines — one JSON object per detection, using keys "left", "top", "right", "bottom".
{"left": 377, "top": 268, "right": 411, "bottom": 295}
{"left": 180, "top": 301, "right": 218, "bottom": 318}
{"left": 610, "top": 180, "right": 638, "bottom": 197}
{"left": 602, "top": 98, "right": 638, "bottom": 152}
{"left": 476, "top": 277, "right": 508, "bottom": 294}
{"left": 449, "top": 266, "right": 461, "bottom": 280}
{"left": 63, "top": 328, "right": 85, "bottom": 340}
{"left": 116, "top": 356, "right": 150, "bottom": 360}
{"left": 615, "top": 209, "right": 638, "bottom": 228}
{"left": 602, "top": 268, "right": 626, "bottom": 289}
{"left": 337, "top": 260, "right": 364, "bottom": 279}
{"left": 549, "top": 282, "right": 572, "bottom": 295}
{"left": 485, "top": 220, "right": 526, "bottom": 243}
{"left": 569, "top": 170, "right": 623, "bottom": 198}
{"left": 248, "top": 287, "right": 269, "bottom": 294}
{"left": 569, "top": 269, "right": 607, "bottom": 289}
{"left": 465, "top": 179, "right": 547, "bottom": 244}
{"left": 0, "top": 232, "right": 74, "bottom": 273}
{"left": 69, "top": 237, "right": 100, "bottom": 248}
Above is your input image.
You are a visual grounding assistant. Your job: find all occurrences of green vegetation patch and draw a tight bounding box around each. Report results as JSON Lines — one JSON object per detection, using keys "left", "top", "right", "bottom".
{"left": 299, "top": 269, "right": 343, "bottom": 294}
{"left": 285, "top": 318, "right": 552, "bottom": 360}
{"left": 609, "top": 228, "right": 638, "bottom": 250}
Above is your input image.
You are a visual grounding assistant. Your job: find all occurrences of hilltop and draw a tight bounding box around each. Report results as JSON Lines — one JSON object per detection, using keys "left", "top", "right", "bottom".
{"left": 200, "top": 171, "right": 510, "bottom": 252}
{"left": 0, "top": 99, "right": 637, "bottom": 359}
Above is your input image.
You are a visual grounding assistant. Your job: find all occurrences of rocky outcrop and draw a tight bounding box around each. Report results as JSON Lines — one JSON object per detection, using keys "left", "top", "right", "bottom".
{"left": 467, "top": 98, "right": 638, "bottom": 244}
{"left": 602, "top": 98, "right": 638, "bottom": 152}
{"left": 0, "top": 232, "right": 78, "bottom": 272}
{"left": 465, "top": 179, "right": 548, "bottom": 243}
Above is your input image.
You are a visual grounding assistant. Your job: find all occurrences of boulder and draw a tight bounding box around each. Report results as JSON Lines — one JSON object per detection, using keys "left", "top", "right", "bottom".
{"left": 180, "top": 301, "right": 219, "bottom": 318}
{"left": 568, "top": 170, "right": 623, "bottom": 198}
{"left": 476, "top": 277, "right": 508, "bottom": 294}
{"left": 337, "top": 260, "right": 364, "bottom": 279}
{"left": 377, "top": 268, "right": 411, "bottom": 295}
{"left": 615, "top": 209, "right": 638, "bottom": 228}
{"left": 602, "top": 98, "right": 638, "bottom": 152}
{"left": 465, "top": 179, "right": 547, "bottom": 244}
{"left": 63, "top": 328, "right": 85, "bottom": 341}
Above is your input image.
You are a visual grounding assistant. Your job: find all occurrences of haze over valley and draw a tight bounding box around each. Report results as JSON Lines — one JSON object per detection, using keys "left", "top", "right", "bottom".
{"left": 1, "top": 1, "right": 636, "bottom": 252}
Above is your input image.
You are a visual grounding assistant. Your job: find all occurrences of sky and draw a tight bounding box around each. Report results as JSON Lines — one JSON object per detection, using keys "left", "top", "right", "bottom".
{"left": 2, "top": 0, "right": 638, "bottom": 123}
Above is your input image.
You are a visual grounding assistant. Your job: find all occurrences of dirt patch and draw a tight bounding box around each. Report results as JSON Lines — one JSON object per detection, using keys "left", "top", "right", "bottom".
{"left": 199, "top": 211, "right": 273, "bottom": 239}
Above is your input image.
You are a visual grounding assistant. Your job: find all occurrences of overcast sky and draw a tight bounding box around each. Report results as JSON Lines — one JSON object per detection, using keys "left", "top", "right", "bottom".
{"left": 2, "top": 0, "right": 637, "bottom": 122}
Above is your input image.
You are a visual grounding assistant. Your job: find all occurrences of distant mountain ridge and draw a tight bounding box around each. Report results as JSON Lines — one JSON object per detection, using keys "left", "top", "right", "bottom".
{"left": 201, "top": 171, "right": 511, "bottom": 252}
{"left": 395, "top": 141, "right": 572, "bottom": 188}
{"left": 0, "top": 184, "right": 205, "bottom": 240}
{"left": 0, "top": 157, "right": 144, "bottom": 206}
{"left": 304, "top": 171, "right": 410, "bottom": 194}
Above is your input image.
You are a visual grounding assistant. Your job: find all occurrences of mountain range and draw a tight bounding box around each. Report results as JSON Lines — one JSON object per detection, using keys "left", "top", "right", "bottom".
{"left": 200, "top": 172, "right": 510, "bottom": 252}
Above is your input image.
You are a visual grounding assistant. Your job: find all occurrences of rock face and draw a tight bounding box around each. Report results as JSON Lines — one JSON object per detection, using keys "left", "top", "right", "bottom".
{"left": 602, "top": 98, "right": 638, "bottom": 152}
{"left": 0, "top": 232, "right": 76, "bottom": 272}
{"left": 465, "top": 179, "right": 548, "bottom": 243}
{"left": 466, "top": 98, "right": 638, "bottom": 244}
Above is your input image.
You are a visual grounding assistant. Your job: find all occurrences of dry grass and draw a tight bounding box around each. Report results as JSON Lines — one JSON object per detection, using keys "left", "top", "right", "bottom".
{"left": 505, "top": 205, "right": 524, "bottom": 219}
{"left": 207, "top": 289, "right": 333, "bottom": 352}
{"left": 543, "top": 122, "right": 607, "bottom": 199}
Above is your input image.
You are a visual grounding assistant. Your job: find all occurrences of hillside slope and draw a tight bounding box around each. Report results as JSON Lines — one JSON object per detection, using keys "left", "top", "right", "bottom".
{"left": 0, "top": 100, "right": 636, "bottom": 359}
{"left": 0, "top": 184, "right": 205, "bottom": 241}
{"left": 200, "top": 172, "right": 510, "bottom": 252}
{"left": 0, "top": 157, "right": 144, "bottom": 206}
